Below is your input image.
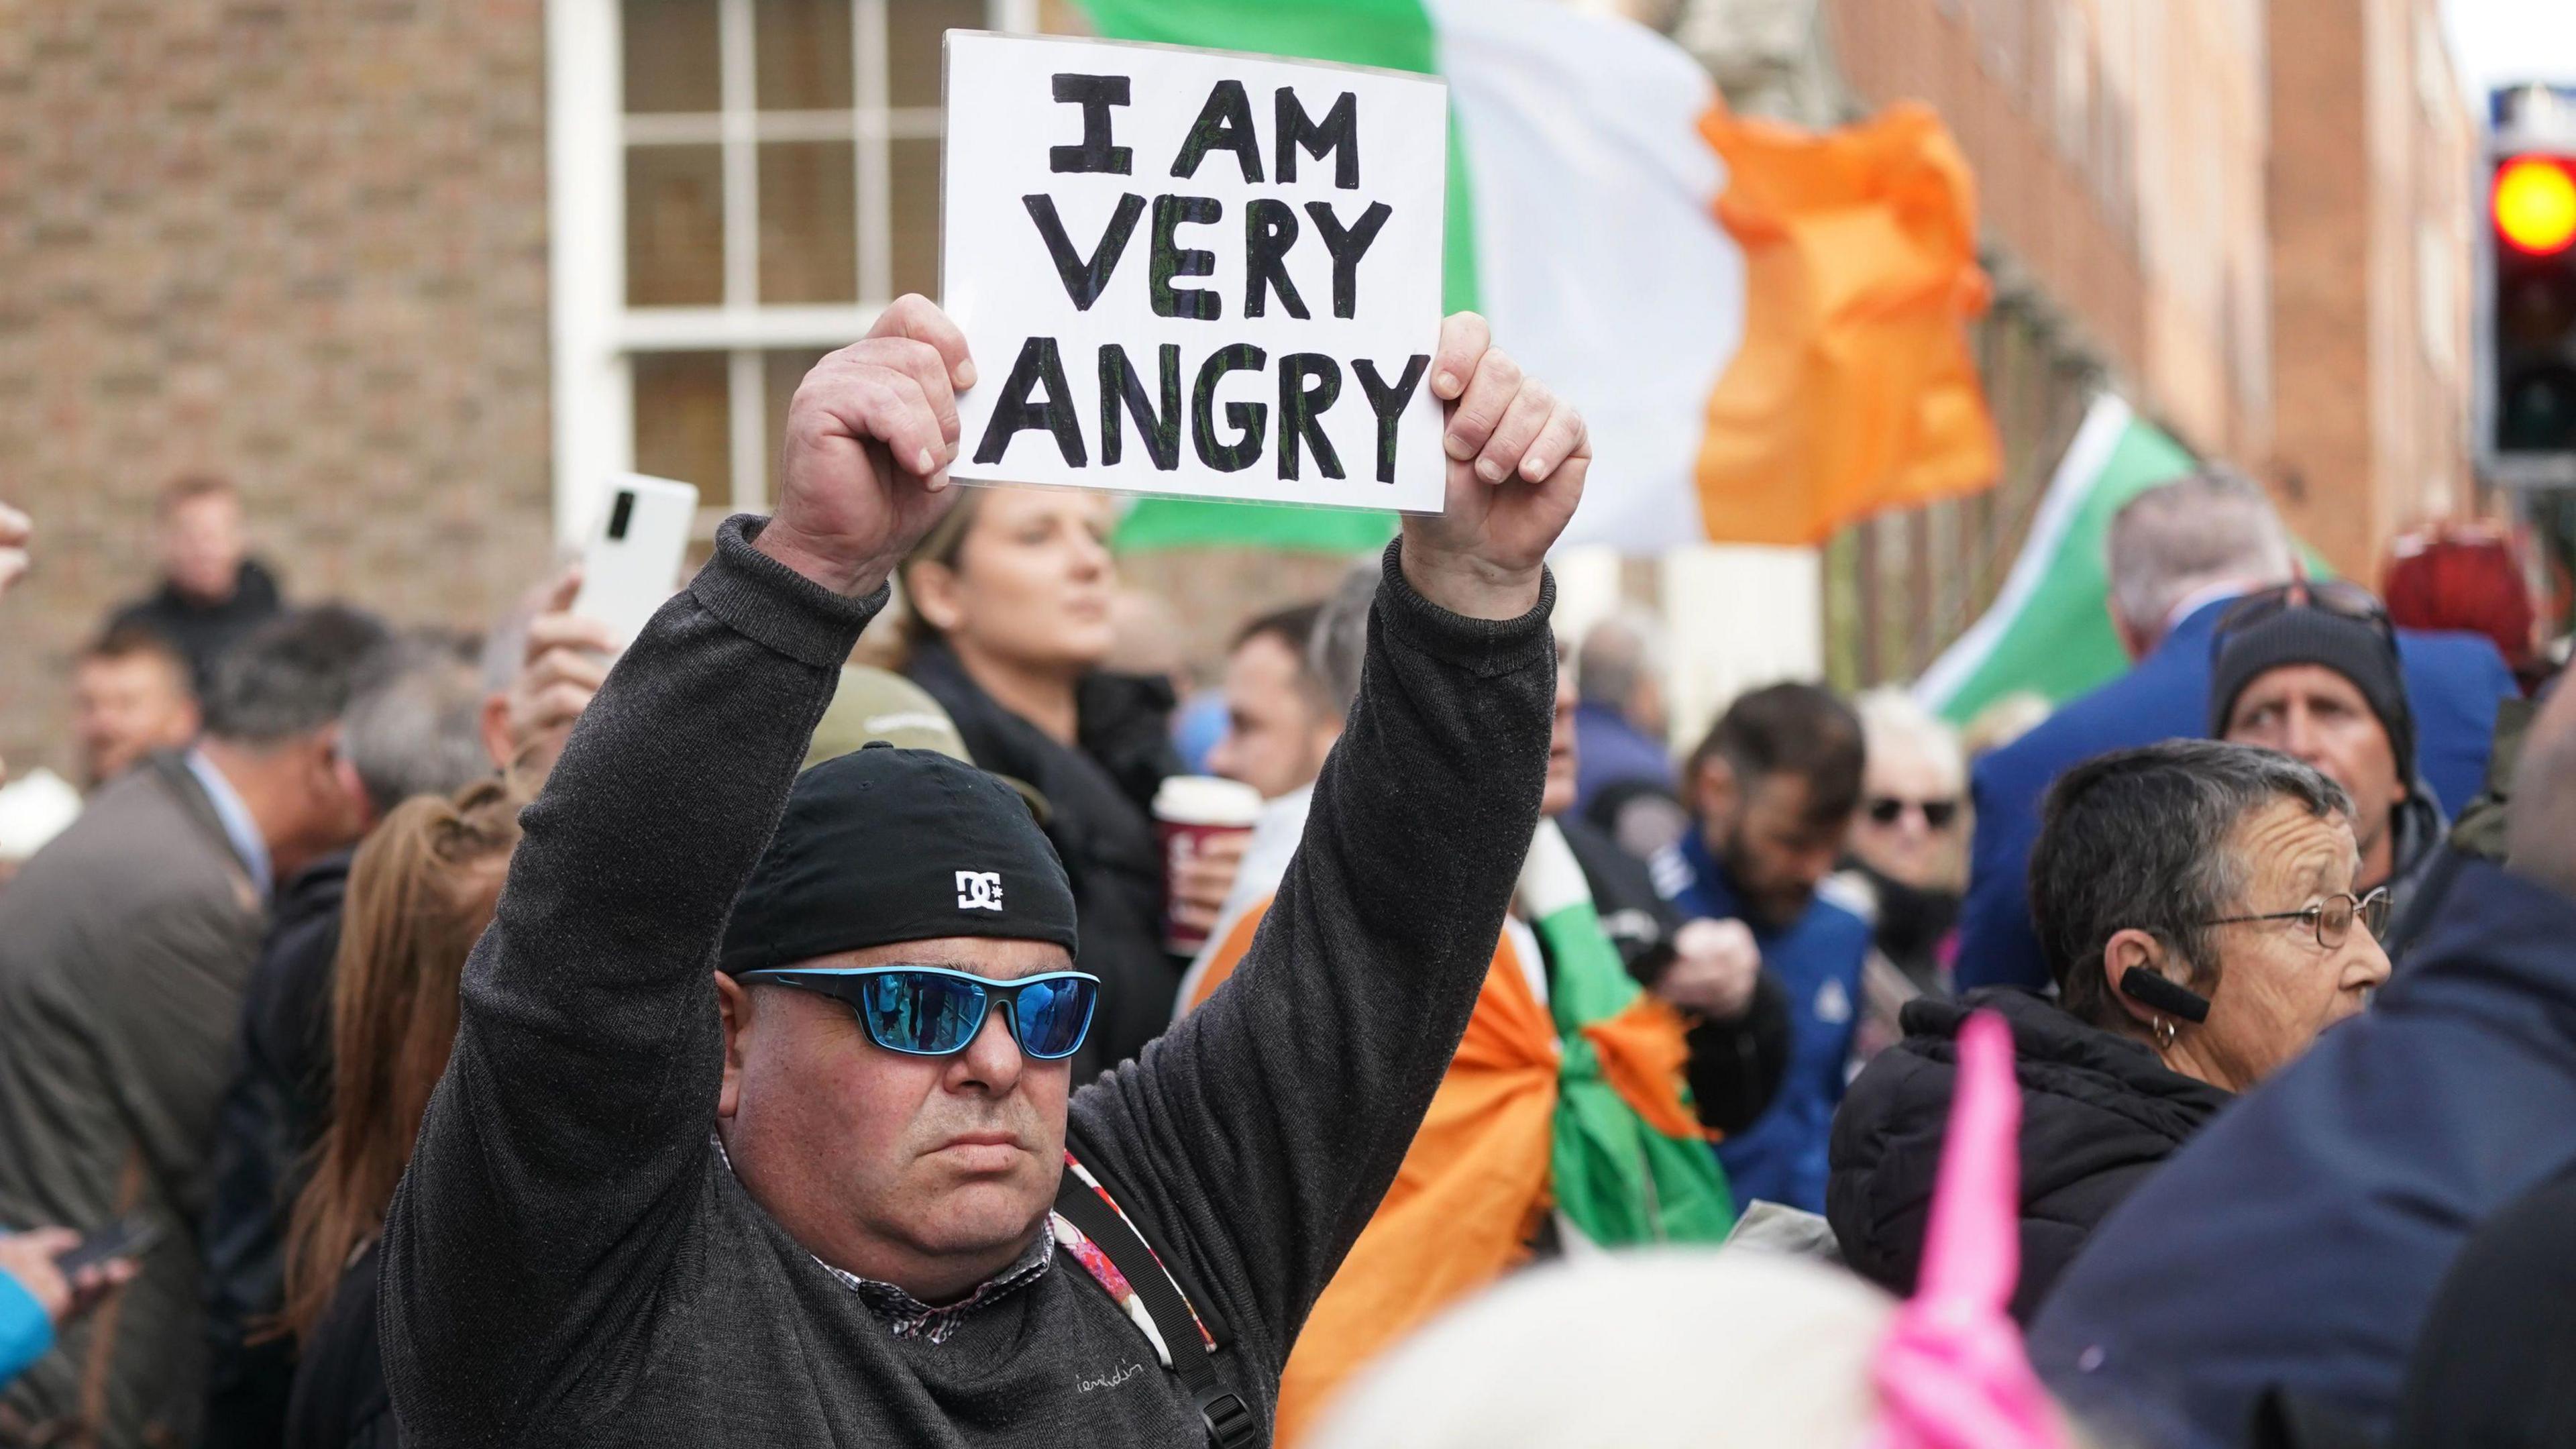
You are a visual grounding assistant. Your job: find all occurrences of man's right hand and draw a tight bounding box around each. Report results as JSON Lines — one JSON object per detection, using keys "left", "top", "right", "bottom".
{"left": 757, "top": 295, "right": 977, "bottom": 597}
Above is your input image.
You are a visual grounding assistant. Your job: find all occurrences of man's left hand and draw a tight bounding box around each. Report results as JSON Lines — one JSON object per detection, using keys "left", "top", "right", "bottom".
{"left": 1399, "top": 314, "right": 1589, "bottom": 621}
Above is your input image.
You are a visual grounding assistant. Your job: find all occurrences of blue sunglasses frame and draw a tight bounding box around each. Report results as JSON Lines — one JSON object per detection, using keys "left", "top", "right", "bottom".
{"left": 737, "top": 965, "right": 1101, "bottom": 1061}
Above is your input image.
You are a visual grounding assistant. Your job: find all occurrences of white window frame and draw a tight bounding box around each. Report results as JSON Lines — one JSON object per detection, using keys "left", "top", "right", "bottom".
{"left": 545, "top": 0, "right": 1038, "bottom": 541}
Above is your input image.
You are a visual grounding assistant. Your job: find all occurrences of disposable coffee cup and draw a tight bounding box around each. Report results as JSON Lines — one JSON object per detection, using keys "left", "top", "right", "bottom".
{"left": 1152, "top": 775, "right": 1263, "bottom": 956}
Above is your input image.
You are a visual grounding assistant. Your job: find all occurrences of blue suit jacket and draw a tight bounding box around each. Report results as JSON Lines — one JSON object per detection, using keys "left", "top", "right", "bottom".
{"left": 1955, "top": 601, "right": 2518, "bottom": 991}
{"left": 2027, "top": 861, "right": 2576, "bottom": 1446}
{"left": 1654, "top": 831, "right": 1870, "bottom": 1213}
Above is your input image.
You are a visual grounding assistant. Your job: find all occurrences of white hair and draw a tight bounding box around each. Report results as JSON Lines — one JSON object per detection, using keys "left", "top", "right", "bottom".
{"left": 1307, "top": 1250, "right": 1897, "bottom": 1449}
{"left": 1576, "top": 609, "right": 1666, "bottom": 710}
{"left": 2104, "top": 470, "right": 2292, "bottom": 635}
{"left": 1856, "top": 687, "right": 1966, "bottom": 795}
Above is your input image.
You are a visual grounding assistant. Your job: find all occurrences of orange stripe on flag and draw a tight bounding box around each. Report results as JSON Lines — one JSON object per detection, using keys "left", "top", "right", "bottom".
{"left": 1693, "top": 99, "right": 2000, "bottom": 545}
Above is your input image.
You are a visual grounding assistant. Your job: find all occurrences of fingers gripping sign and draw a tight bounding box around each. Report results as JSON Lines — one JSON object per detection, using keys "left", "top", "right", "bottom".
{"left": 1401, "top": 312, "right": 1591, "bottom": 621}
{"left": 758, "top": 296, "right": 981, "bottom": 597}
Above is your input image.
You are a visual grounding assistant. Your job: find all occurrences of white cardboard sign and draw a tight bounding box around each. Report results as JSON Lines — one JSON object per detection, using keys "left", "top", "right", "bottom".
{"left": 941, "top": 32, "right": 1450, "bottom": 513}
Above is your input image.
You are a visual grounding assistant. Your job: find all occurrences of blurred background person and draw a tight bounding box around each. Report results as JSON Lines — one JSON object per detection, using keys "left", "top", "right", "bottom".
{"left": 1573, "top": 609, "right": 1690, "bottom": 860}
{"left": 0, "top": 604, "right": 390, "bottom": 1448}
{"left": 106, "top": 475, "right": 284, "bottom": 693}
{"left": 1841, "top": 688, "right": 1969, "bottom": 991}
{"left": 1206, "top": 602, "right": 1340, "bottom": 803}
{"left": 1658, "top": 684, "right": 1871, "bottom": 1214}
{"left": 2383, "top": 523, "right": 2548, "bottom": 695}
{"left": 200, "top": 629, "right": 508, "bottom": 1449}
{"left": 1958, "top": 471, "right": 2515, "bottom": 995}
{"left": 899, "top": 485, "right": 1208, "bottom": 1079}
{"left": 1831, "top": 742, "right": 2381, "bottom": 1322}
{"left": 2209, "top": 583, "right": 2444, "bottom": 925}
{"left": 276, "top": 780, "right": 522, "bottom": 1449}
{"left": 72, "top": 625, "right": 202, "bottom": 790}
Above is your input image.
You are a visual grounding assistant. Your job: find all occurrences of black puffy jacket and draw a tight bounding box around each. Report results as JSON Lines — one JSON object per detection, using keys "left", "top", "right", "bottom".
{"left": 1827, "top": 987, "right": 2230, "bottom": 1322}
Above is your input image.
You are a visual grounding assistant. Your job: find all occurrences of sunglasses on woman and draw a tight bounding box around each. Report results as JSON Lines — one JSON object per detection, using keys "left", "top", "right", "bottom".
{"left": 1866, "top": 796, "right": 1960, "bottom": 830}
{"left": 736, "top": 965, "right": 1101, "bottom": 1061}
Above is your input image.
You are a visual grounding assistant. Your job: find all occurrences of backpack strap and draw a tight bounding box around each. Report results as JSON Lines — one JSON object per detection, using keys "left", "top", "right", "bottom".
{"left": 1053, "top": 1157, "right": 1259, "bottom": 1449}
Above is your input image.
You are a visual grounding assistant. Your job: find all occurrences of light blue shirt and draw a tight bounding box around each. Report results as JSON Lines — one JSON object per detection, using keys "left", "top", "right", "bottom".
{"left": 184, "top": 749, "right": 271, "bottom": 899}
{"left": 0, "top": 1258, "right": 51, "bottom": 1388}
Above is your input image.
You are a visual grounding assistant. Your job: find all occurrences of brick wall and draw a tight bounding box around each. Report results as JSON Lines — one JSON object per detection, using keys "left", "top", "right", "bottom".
{"left": 0, "top": 0, "right": 553, "bottom": 779}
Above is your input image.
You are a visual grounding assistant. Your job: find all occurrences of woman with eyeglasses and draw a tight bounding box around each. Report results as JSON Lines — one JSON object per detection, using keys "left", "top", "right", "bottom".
{"left": 1829, "top": 740, "right": 2391, "bottom": 1322}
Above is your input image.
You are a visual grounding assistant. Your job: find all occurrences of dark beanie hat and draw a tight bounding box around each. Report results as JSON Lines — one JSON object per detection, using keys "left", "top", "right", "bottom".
{"left": 720, "top": 742, "right": 1077, "bottom": 975}
{"left": 2208, "top": 608, "right": 2415, "bottom": 773}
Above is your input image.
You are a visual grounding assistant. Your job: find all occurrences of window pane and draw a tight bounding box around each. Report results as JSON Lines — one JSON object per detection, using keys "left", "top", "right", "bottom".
{"left": 623, "top": 0, "right": 721, "bottom": 113}
{"left": 627, "top": 145, "right": 725, "bottom": 306}
{"left": 756, "top": 0, "right": 853, "bottom": 110}
{"left": 890, "top": 136, "right": 941, "bottom": 300}
{"left": 888, "top": 0, "right": 985, "bottom": 109}
{"left": 759, "top": 142, "right": 858, "bottom": 303}
{"left": 633, "top": 352, "right": 733, "bottom": 496}
{"left": 765, "top": 347, "right": 834, "bottom": 499}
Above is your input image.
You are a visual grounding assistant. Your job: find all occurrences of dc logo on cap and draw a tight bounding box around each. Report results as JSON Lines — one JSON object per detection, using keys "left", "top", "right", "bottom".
{"left": 956, "top": 871, "right": 1004, "bottom": 912}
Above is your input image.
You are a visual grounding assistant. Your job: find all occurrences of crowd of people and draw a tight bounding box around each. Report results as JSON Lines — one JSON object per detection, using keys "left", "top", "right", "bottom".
{"left": 0, "top": 297, "right": 2571, "bottom": 1449}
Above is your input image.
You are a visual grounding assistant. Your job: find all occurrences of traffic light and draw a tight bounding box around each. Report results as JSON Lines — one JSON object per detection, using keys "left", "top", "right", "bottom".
{"left": 2490, "top": 151, "right": 2576, "bottom": 464}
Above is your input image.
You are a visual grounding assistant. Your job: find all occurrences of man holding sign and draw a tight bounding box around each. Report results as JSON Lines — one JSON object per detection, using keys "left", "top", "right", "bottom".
{"left": 378, "top": 42, "right": 1585, "bottom": 1444}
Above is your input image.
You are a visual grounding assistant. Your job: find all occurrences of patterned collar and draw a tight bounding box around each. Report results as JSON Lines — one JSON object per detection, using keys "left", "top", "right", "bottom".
{"left": 712, "top": 1134, "right": 1055, "bottom": 1344}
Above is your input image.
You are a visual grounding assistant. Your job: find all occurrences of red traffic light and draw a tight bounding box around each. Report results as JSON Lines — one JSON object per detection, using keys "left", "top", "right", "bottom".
{"left": 2497, "top": 156, "right": 2576, "bottom": 256}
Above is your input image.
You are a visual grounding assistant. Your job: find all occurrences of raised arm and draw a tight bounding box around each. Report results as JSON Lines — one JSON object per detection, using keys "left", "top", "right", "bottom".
{"left": 380, "top": 299, "right": 974, "bottom": 1438}
{"left": 1072, "top": 315, "right": 1589, "bottom": 1350}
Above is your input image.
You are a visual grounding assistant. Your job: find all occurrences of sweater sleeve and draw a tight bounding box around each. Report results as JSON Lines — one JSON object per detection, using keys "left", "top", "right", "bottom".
{"left": 0, "top": 1260, "right": 51, "bottom": 1389}
{"left": 379, "top": 517, "right": 881, "bottom": 1441}
{"left": 1069, "top": 539, "right": 1557, "bottom": 1358}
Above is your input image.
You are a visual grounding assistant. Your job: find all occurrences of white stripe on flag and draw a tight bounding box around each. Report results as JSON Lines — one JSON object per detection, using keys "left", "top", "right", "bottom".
{"left": 1912, "top": 392, "right": 2134, "bottom": 711}
{"left": 1428, "top": 0, "right": 1743, "bottom": 552}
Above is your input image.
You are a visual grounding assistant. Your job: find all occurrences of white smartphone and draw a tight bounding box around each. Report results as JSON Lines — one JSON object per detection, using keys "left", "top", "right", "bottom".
{"left": 572, "top": 473, "right": 700, "bottom": 649}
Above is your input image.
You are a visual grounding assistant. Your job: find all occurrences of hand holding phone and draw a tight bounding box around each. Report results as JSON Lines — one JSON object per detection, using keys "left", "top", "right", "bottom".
{"left": 571, "top": 474, "right": 700, "bottom": 649}
{"left": 57, "top": 1214, "right": 160, "bottom": 1276}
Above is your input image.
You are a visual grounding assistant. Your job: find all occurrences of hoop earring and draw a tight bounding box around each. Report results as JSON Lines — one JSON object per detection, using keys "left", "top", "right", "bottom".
{"left": 2153, "top": 1016, "right": 2177, "bottom": 1052}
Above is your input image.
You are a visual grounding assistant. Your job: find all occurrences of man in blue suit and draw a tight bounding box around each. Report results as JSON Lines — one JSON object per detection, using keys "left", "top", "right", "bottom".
{"left": 2028, "top": 669, "right": 2576, "bottom": 1448}
{"left": 1957, "top": 470, "right": 2518, "bottom": 991}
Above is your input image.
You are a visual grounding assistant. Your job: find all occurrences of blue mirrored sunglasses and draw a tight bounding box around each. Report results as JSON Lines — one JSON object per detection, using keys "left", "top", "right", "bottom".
{"left": 737, "top": 965, "right": 1100, "bottom": 1061}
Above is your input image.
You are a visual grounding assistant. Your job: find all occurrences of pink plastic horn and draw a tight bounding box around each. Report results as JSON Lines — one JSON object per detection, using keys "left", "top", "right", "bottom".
{"left": 1862, "top": 1010, "right": 2074, "bottom": 1449}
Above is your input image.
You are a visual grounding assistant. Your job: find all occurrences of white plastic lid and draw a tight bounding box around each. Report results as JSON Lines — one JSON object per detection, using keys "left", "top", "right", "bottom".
{"left": 1152, "top": 774, "right": 1264, "bottom": 826}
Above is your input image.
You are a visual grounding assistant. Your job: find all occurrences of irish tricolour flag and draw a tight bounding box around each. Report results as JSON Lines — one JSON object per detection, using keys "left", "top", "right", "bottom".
{"left": 1085, "top": 0, "right": 2000, "bottom": 555}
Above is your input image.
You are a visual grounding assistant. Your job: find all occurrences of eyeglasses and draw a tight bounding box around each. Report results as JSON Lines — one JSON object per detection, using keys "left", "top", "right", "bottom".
{"left": 737, "top": 965, "right": 1100, "bottom": 1061}
{"left": 2212, "top": 579, "right": 2396, "bottom": 654}
{"left": 1866, "top": 796, "right": 1960, "bottom": 830}
{"left": 2203, "top": 888, "right": 2391, "bottom": 951}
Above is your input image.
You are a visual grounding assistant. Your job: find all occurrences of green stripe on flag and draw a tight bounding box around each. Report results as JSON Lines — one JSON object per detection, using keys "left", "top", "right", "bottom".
{"left": 1077, "top": 0, "right": 1476, "bottom": 553}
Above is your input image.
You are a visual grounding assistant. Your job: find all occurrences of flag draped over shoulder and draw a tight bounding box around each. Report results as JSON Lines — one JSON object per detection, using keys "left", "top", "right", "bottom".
{"left": 1080, "top": 0, "right": 1998, "bottom": 555}
{"left": 1177, "top": 810, "right": 1731, "bottom": 1444}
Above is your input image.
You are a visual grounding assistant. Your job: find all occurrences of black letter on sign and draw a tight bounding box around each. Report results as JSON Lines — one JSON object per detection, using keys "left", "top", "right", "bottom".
{"left": 1100, "top": 343, "right": 1182, "bottom": 471}
{"left": 1170, "top": 79, "right": 1265, "bottom": 184}
{"left": 1243, "top": 199, "right": 1309, "bottom": 320}
{"left": 1303, "top": 201, "right": 1393, "bottom": 319}
{"left": 1275, "top": 89, "right": 1359, "bottom": 189}
{"left": 973, "top": 337, "right": 1087, "bottom": 468}
{"left": 1023, "top": 193, "right": 1144, "bottom": 311}
{"left": 1150, "top": 195, "right": 1222, "bottom": 321}
{"left": 1191, "top": 343, "right": 1269, "bottom": 474}
{"left": 1050, "top": 74, "right": 1132, "bottom": 174}
{"left": 1277, "top": 354, "right": 1344, "bottom": 482}
{"left": 1352, "top": 354, "right": 1429, "bottom": 484}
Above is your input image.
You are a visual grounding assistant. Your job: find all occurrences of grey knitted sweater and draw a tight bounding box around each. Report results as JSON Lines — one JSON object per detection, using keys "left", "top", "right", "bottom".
{"left": 378, "top": 517, "right": 1556, "bottom": 1446}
